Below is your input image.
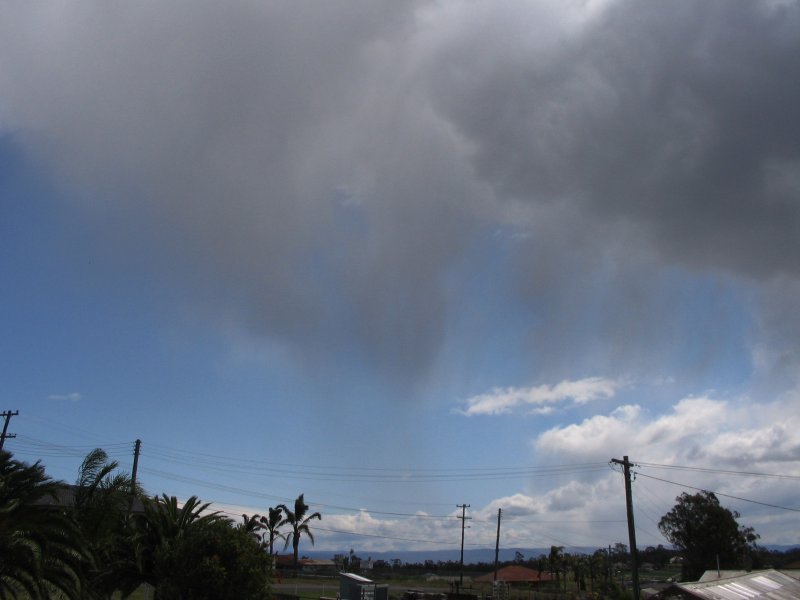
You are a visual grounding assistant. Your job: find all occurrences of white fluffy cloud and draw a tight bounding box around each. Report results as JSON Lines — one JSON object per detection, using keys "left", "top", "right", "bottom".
{"left": 47, "top": 392, "right": 81, "bottom": 401}
{"left": 528, "top": 393, "right": 800, "bottom": 543}
{"left": 460, "top": 377, "right": 620, "bottom": 416}
{"left": 533, "top": 394, "right": 800, "bottom": 470}
{"left": 536, "top": 396, "right": 730, "bottom": 460}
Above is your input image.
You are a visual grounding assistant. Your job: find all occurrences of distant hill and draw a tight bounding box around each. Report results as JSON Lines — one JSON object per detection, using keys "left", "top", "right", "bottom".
{"left": 301, "top": 547, "right": 595, "bottom": 565}
{"left": 301, "top": 544, "right": 799, "bottom": 565}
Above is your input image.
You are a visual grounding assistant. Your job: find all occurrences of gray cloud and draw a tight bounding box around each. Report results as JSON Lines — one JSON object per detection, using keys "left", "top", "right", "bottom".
{"left": 427, "top": 0, "right": 800, "bottom": 277}
{"left": 419, "top": 0, "right": 800, "bottom": 383}
{"left": 1, "top": 0, "right": 799, "bottom": 388}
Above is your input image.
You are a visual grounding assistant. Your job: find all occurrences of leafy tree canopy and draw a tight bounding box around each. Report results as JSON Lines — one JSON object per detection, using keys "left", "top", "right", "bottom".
{"left": 658, "top": 491, "right": 759, "bottom": 581}
{"left": 155, "top": 519, "right": 271, "bottom": 600}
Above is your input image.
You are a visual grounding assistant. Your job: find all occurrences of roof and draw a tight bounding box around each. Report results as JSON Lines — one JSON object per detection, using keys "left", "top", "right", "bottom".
{"left": 474, "top": 566, "right": 554, "bottom": 583}
{"left": 34, "top": 483, "right": 145, "bottom": 513}
{"left": 697, "top": 571, "right": 749, "bottom": 582}
{"left": 666, "top": 569, "right": 800, "bottom": 599}
{"left": 274, "top": 555, "right": 321, "bottom": 567}
{"left": 340, "top": 572, "right": 374, "bottom": 584}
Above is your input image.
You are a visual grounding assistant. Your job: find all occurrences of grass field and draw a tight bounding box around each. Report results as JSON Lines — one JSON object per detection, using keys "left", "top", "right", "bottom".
{"left": 111, "top": 566, "right": 681, "bottom": 599}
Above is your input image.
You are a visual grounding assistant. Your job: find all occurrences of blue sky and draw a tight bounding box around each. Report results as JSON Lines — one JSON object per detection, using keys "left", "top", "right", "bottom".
{"left": 2, "top": 0, "right": 800, "bottom": 556}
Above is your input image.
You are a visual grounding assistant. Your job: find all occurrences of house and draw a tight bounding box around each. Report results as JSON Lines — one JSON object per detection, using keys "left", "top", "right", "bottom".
{"left": 473, "top": 566, "right": 554, "bottom": 585}
{"left": 273, "top": 555, "right": 337, "bottom": 574}
{"left": 35, "top": 483, "right": 145, "bottom": 513}
{"left": 339, "top": 572, "right": 388, "bottom": 600}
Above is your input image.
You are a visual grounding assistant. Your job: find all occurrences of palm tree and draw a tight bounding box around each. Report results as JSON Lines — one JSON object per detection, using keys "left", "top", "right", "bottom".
{"left": 0, "top": 450, "right": 88, "bottom": 600}
{"left": 277, "top": 494, "right": 321, "bottom": 568}
{"left": 110, "top": 494, "right": 223, "bottom": 596}
{"left": 73, "top": 448, "right": 144, "bottom": 598}
{"left": 259, "top": 506, "right": 285, "bottom": 555}
{"left": 240, "top": 513, "right": 264, "bottom": 544}
{"left": 74, "top": 449, "right": 138, "bottom": 542}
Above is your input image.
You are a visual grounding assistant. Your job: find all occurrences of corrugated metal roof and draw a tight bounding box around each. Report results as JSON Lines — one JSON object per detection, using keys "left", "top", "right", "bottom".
{"left": 698, "top": 571, "right": 750, "bottom": 583}
{"left": 340, "top": 572, "right": 374, "bottom": 584}
{"left": 675, "top": 569, "right": 800, "bottom": 599}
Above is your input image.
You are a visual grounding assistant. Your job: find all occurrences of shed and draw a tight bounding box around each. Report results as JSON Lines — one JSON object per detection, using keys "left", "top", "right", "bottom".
{"left": 340, "top": 572, "right": 376, "bottom": 600}
{"left": 656, "top": 569, "right": 800, "bottom": 599}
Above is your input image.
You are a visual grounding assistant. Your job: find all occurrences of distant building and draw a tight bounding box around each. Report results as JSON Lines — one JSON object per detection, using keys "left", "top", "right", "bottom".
{"left": 35, "top": 483, "right": 145, "bottom": 513}
{"left": 273, "top": 555, "right": 337, "bottom": 574}
{"left": 473, "top": 566, "right": 554, "bottom": 585}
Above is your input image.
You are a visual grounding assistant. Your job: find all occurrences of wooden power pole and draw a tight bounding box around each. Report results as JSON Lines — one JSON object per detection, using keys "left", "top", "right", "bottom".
{"left": 130, "top": 439, "right": 141, "bottom": 494}
{"left": 0, "top": 410, "right": 18, "bottom": 451}
{"left": 494, "top": 508, "right": 502, "bottom": 581}
{"left": 611, "top": 456, "right": 640, "bottom": 600}
{"left": 457, "top": 504, "right": 471, "bottom": 588}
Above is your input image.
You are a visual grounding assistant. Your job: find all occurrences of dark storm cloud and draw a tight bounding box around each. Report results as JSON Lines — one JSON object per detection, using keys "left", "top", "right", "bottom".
{"left": 0, "top": 1, "right": 479, "bottom": 382}
{"left": 426, "top": 0, "right": 800, "bottom": 278}
{"left": 416, "top": 0, "right": 800, "bottom": 381}
{"left": 2, "top": 0, "right": 799, "bottom": 385}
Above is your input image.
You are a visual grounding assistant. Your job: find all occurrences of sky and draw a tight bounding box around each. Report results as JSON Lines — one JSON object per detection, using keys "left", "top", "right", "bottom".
{"left": 2, "top": 0, "right": 800, "bottom": 557}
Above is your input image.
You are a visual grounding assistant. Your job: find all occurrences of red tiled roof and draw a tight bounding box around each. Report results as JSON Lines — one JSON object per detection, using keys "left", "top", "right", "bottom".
{"left": 474, "top": 566, "right": 554, "bottom": 583}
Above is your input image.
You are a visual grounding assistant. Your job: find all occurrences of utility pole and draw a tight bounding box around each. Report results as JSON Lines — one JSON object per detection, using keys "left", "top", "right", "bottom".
{"left": 611, "top": 456, "right": 640, "bottom": 600}
{"left": 0, "top": 410, "right": 19, "bottom": 451}
{"left": 130, "top": 439, "right": 141, "bottom": 494}
{"left": 127, "top": 439, "right": 142, "bottom": 515}
{"left": 494, "top": 508, "right": 502, "bottom": 581}
{"left": 457, "top": 504, "right": 471, "bottom": 589}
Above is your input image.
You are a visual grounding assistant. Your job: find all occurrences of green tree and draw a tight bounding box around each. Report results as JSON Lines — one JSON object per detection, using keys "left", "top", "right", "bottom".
{"left": 0, "top": 450, "right": 88, "bottom": 600}
{"left": 588, "top": 549, "right": 610, "bottom": 592}
{"left": 109, "top": 494, "right": 224, "bottom": 597}
{"left": 548, "top": 545, "right": 564, "bottom": 590}
{"left": 259, "top": 506, "right": 285, "bottom": 555}
{"left": 277, "top": 494, "right": 321, "bottom": 568}
{"left": 658, "top": 491, "right": 759, "bottom": 581}
{"left": 156, "top": 519, "right": 270, "bottom": 599}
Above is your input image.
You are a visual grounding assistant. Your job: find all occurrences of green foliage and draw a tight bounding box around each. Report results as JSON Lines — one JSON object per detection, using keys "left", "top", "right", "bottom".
{"left": 155, "top": 519, "right": 270, "bottom": 600}
{"left": 74, "top": 448, "right": 143, "bottom": 598}
{"left": 0, "top": 450, "right": 89, "bottom": 600}
{"left": 118, "top": 494, "right": 223, "bottom": 591}
{"left": 0, "top": 447, "right": 292, "bottom": 599}
{"left": 103, "top": 493, "right": 271, "bottom": 598}
{"left": 658, "top": 491, "right": 759, "bottom": 581}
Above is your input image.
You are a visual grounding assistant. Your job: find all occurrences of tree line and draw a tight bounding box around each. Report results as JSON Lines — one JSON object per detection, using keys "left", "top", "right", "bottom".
{"left": 0, "top": 448, "right": 321, "bottom": 599}
{"left": 369, "top": 491, "right": 795, "bottom": 589}
{"left": 5, "top": 444, "right": 796, "bottom": 598}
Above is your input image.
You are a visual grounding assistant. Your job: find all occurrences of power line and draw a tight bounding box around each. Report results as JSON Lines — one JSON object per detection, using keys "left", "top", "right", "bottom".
{"left": 633, "top": 471, "right": 800, "bottom": 513}
{"left": 636, "top": 461, "right": 800, "bottom": 482}
{"left": 143, "top": 445, "right": 608, "bottom": 482}
{"left": 15, "top": 435, "right": 131, "bottom": 451}
{"left": 139, "top": 466, "right": 461, "bottom": 519}
{"left": 23, "top": 414, "right": 125, "bottom": 445}
{"left": 311, "top": 525, "right": 460, "bottom": 547}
